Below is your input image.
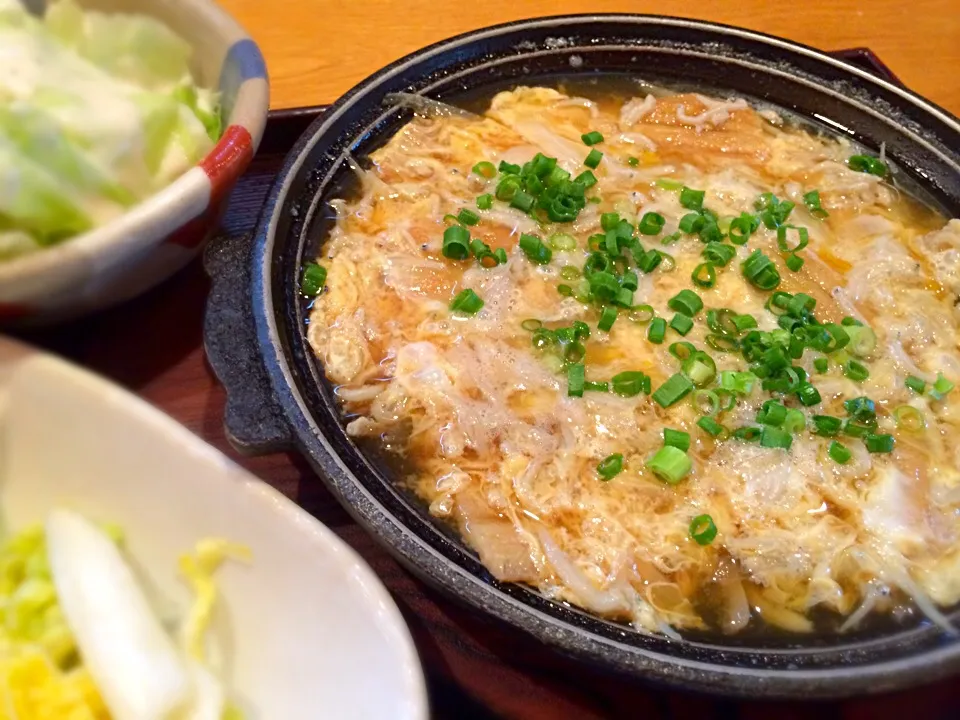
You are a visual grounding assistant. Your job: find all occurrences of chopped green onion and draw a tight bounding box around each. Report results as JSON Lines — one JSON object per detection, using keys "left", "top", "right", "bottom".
{"left": 560, "top": 265, "right": 581, "bottom": 281}
{"left": 812, "top": 415, "right": 842, "bottom": 436}
{"left": 785, "top": 254, "right": 805, "bottom": 272}
{"left": 495, "top": 175, "right": 521, "bottom": 201}
{"left": 842, "top": 419, "right": 873, "bottom": 438}
{"left": 668, "top": 289, "right": 703, "bottom": 317}
{"left": 777, "top": 225, "right": 810, "bottom": 253}
{"left": 301, "top": 263, "right": 327, "bottom": 296}
{"left": 797, "top": 383, "right": 822, "bottom": 407}
{"left": 661, "top": 231, "right": 682, "bottom": 246}
{"left": 442, "top": 225, "right": 471, "bottom": 260}
{"left": 669, "top": 341, "right": 696, "bottom": 360}
{"left": 707, "top": 309, "right": 739, "bottom": 336}
{"left": 905, "top": 375, "right": 926, "bottom": 394}
{"left": 584, "top": 380, "right": 609, "bottom": 392}
{"left": 557, "top": 284, "right": 573, "bottom": 297}
{"left": 691, "top": 262, "right": 717, "bottom": 288}
{"left": 689, "top": 514, "right": 718, "bottom": 545}
{"left": 783, "top": 408, "right": 806, "bottom": 434}
{"left": 928, "top": 372, "right": 955, "bottom": 401}
{"left": 814, "top": 357, "right": 829, "bottom": 374}
{"left": 733, "top": 314, "right": 758, "bottom": 332}
{"left": 548, "top": 233, "right": 578, "bottom": 252}
{"left": 510, "top": 189, "right": 536, "bottom": 212}
{"left": 865, "top": 433, "right": 895, "bottom": 453}
{"left": 670, "top": 312, "right": 694, "bottom": 336}
{"left": 758, "top": 400, "right": 787, "bottom": 427}
{"left": 844, "top": 360, "right": 870, "bottom": 382}
{"left": 680, "top": 187, "right": 706, "bottom": 211}
{"left": 683, "top": 355, "right": 717, "bottom": 387}
{"left": 638, "top": 212, "right": 666, "bottom": 236}
{"left": 573, "top": 321, "right": 590, "bottom": 340}
{"left": 498, "top": 160, "right": 521, "bottom": 174}
{"left": 476, "top": 193, "right": 493, "bottom": 210}
{"left": 694, "top": 389, "right": 721, "bottom": 416}
{"left": 894, "top": 405, "right": 925, "bottom": 432}
{"left": 584, "top": 149, "right": 603, "bottom": 169}
{"left": 612, "top": 371, "right": 650, "bottom": 397}
{"left": 845, "top": 325, "right": 877, "bottom": 357}
{"left": 519, "top": 233, "right": 552, "bottom": 264}
{"left": 648, "top": 317, "right": 667, "bottom": 344}
{"left": 698, "top": 221, "right": 724, "bottom": 244}
{"left": 450, "top": 288, "right": 484, "bottom": 314}
{"left": 760, "top": 425, "right": 793, "bottom": 450}
{"left": 620, "top": 271, "right": 639, "bottom": 291}
{"left": 828, "top": 440, "right": 852, "bottom": 464}
{"left": 803, "top": 190, "right": 829, "bottom": 219}
{"left": 844, "top": 396, "right": 876, "bottom": 423}
{"left": 664, "top": 428, "right": 691, "bottom": 452}
{"left": 702, "top": 242, "right": 736, "bottom": 267}
{"left": 574, "top": 170, "right": 597, "bottom": 188}
{"left": 652, "top": 373, "right": 694, "bottom": 408}
{"left": 598, "top": 306, "right": 618, "bottom": 332}
{"left": 720, "top": 370, "right": 756, "bottom": 395}
{"left": 728, "top": 212, "right": 760, "bottom": 245}
{"left": 520, "top": 318, "right": 542, "bottom": 332}
{"left": 597, "top": 453, "right": 624, "bottom": 480}
{"left": 679, "top": 213, "right": 705, "bottom": 234}
{"left": 582, "top": 131, "right": 605, "bottom": 146}
{"left": 627, "top": 156, "right": 640, "bottom": 167}
{"left": 733, "top": 426, "right": 761, "bottom": 441}
{"left": 638, "top": 249, "right": 663, "bottom": 273}
{"left": 629, "top": 305, "right": 655, "bottom": 324}
{"left": 646, "top": 445, "right": 692, "bottom": 485}
{"left": 705, "top": 334, "right": 739, "bottom": 353}
{"left": 741, "top": 249, "right": 781, "bottom": 290}
{"left": 655, "top": 177, "right": 685, "bottom": 191}
{"left": 564, "top": 341, "right": 586, "bottom": 363}
{"left": 568, "top": 363, "right": 585, "bottom": 397}
{"left": 848, "top": 154, "right": 888, "bottom": 177}
{"left": 600, "top": 212, "right": 621, "bottom": 232}
{"left": 697, "top": 416, "right": 724, "bottom": 437}
{"left": 472, "top": 161, "right": 497, "bottom": 178}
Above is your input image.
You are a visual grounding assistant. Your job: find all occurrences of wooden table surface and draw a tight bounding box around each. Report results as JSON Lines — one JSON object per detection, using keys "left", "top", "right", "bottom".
{"left": 22, "top": 2, "right": 960, "bottom": 718}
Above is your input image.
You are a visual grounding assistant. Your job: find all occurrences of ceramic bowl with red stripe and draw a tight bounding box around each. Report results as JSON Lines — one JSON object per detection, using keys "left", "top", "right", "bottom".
{"left": 0, "top": 0, "right": 269, "bottom": 326}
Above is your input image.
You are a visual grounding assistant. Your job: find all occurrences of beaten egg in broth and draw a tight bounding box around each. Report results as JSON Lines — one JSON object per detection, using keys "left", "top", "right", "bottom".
{"left": 305, "top": 79, "right": 960, "bottom": 640}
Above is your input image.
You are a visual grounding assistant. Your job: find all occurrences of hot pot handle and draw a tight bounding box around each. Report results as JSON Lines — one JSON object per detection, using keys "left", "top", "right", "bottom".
{"left": 203, "top": 231, "right": 293, "bottom": 456}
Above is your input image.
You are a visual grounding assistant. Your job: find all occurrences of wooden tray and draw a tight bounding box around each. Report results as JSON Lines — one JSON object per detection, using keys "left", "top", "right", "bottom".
{"left": 18, "top": 47, "right": 960, "bottom": 719}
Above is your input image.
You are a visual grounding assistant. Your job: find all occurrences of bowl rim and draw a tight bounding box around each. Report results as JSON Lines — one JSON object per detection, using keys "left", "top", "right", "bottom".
{"left": 0, "top": 0, "right": 270, "bottom": 288}
{"left": 0, "top": 333, "right": 430, "bottom": 718}
{"left": 245, "top": 13, "right": 960, "bottom": 698}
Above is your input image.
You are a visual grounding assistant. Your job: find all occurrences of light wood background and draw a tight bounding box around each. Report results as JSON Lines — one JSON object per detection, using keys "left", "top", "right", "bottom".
{"left": 220, "top": 0, "right": 960, "bottom": 115}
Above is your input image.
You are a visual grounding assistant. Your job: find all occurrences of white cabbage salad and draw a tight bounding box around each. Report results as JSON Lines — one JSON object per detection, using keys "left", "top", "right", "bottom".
{"left": 0, "top": 509, "right": 247, "bottom": 718}
{"left": 0, "top": 0, "right": 220, "bottom": 261}
{"left": 307, "top": 85, "right": 960, "bottom": 639}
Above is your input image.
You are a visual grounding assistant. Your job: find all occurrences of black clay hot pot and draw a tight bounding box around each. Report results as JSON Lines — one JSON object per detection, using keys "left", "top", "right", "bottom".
{"left": 204, "top": 15, "right": 960, "bottom": 698}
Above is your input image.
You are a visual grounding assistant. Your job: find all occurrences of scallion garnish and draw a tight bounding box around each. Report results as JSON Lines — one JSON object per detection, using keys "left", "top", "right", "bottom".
{"left": 865, "top": 433, "right": 895, "bottom": 453}
{"left": 442, "top": 225, "right": 471, "bottom": 260}
{"left": 584, "top": 149, "right": 603, "bottom": 169}
{"left": 646, "top": 445, "right": 692, "bottom": 484}
{"left": 803, "top": 190, "right": 829, "bottom": 219}
{"left": 472, "top": 161, "right": 497, "bottom": 178}
{"left": 812, "top": 415, "right": 842, "bottom": 436}
{"left": 728, "top": 212, "right": 760, "bottom": 245}
{"left": 691, "top": 262, "right": 717, "bottom": 288}
{"left": 598, "top": 305, "right": 618, "bottom": 332}
{"left": 760, "top": 425, "right": 792, "bottom": 450}
{"left": 476, "top": 193, "right": 493, "bottom": 210}
{"left": 697, "top": 416, "right": 724, "bottom": 437}
{"left": 519, "top": 233, "right": 552, "bottom": 264}
{"left": 848, "top": 154, "right": 888, "bottom": 177}
{"left": 905, "top": 375, "right": 926, "bottom": 394}
{"left": 844, "top": 359, "right": 870, "bottom": 382}
{"left": 457, "top": 208, "right": 480, "bottom": 226}
{"left": 669, "top": 313, "right": 694, "bottom": 336}
{"left": 663, "top": 428, "right": 691, "bottom": 452}
{"left": 689, "top": 514, "right": 718, "bottom": 545}
{"left": 894, "top": 405, "right": 925, "bottom": 432}
{"left": 638, "top": 212, "right": 666, "bottom": 236}
{"left": 741, "top": 249, "right": 781, "bottom": 290}
{"left": 653, "top": 373, "right": 694, "bottom": 408}
{"left": 301, "top": 262, "right": 327, "bottom": 296}
{"left": 627, "top": 156, "right": 640, "bottom": 167}
{"left": 702, "top": 242, "right": 736, "bottom": 267}
{"left": 597, "top": 453, "right": 624, "bottom": 480}
{"left": 449, "top": 288, "right": 484, "bottom": 314}
{"left": 647, "top": 317, "right": 667, "bottom": 344}
{"left": 574, "top": 170, "right": 597, "bottom": 188}
{"left": 928, "top": 372, "right": 955, "bottom": 401}
{"left": 680, "top": 187, "right": 706, "bottom": 211}
{"left": 797, "top": 383, "right": 822, "bottom": 406}
{"left": 582, "top": 131, "right": 604, "bottom": 145}
{"left": 568, "top": 363, "right": 585, "bottom": 397}
{"left": 828, "top": 440, "right": 852, "bottom": 464}
{"left": 612, "top": 371, "right": 650, "bottom": 397}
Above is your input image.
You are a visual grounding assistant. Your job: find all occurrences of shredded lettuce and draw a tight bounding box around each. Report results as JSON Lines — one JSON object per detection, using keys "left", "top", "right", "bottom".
{"left": 0, "top": 0, "right": 221, "bottom": 260}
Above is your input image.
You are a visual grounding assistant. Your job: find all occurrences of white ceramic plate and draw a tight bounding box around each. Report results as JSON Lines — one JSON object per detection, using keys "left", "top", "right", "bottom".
{"left": 0, "top": 335, "right": 428, "bottom": 719}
